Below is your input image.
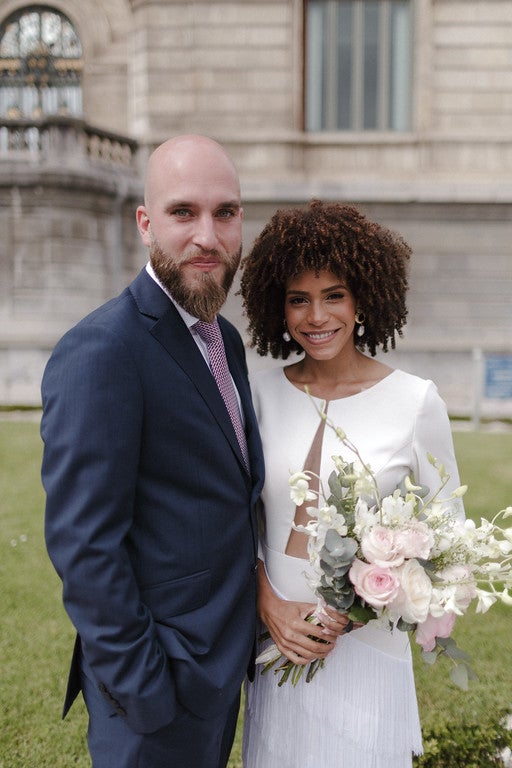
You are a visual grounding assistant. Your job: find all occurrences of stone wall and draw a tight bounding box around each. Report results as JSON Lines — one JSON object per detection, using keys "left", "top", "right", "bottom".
{"left": 0, "top": 118, "right": 142, "bottom": 403}
{"left": 0, "top": 0, "right": 511, "bottom": 415}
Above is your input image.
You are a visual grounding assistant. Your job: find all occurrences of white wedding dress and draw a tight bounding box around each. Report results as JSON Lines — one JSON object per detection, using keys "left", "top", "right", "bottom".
{"left": 243, "top": 367, "right": 463, "bottom": 768}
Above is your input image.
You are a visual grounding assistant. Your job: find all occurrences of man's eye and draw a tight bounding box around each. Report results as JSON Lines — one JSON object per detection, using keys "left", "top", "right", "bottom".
{"left": 216, "top": 208, "right": 236, "bottom": 218}
{"left": 172, "top": 208, "right": 192, "bottom": 217}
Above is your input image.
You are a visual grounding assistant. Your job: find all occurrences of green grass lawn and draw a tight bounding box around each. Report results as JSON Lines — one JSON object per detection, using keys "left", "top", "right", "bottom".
{"left": 1, "top": 421, "right": 511, "bottom": 767}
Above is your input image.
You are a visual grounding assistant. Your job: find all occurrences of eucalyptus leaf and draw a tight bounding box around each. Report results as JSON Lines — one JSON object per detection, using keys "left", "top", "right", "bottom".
{"left": 319, "top": 557, "right": 335, "bottom": 574}
{"left": 327, "top": 471, "right": 344, "bottom": 500}
{"left": 436, "top": 637, "right": 472, "bottom": 662}
{"left": 319, "top": 586, "right": 355, "bottom": 610}
{"left": 443, "top": 640, "right": 472, "bottom": 662}
{"left": 348, "top": 604, "right": 377, "bottom": 623}
{"left": 421, "top": 650, "right": 438, "bottom": 666}
{"left": 450, "top": 663, "right": 469, "bottom": 691}
{"left": 397, "top": 617, "right": 417, "bottom": 632}
{"left": 331, "top": 576, "right": 350, "bottom": 590}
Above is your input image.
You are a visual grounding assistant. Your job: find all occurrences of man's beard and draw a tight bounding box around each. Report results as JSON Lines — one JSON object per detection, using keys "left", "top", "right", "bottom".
{"left": 150, "top": 241, "right": 241, "bottom": 322}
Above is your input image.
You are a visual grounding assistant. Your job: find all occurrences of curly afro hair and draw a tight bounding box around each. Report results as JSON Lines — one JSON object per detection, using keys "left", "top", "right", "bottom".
{"left": 240, "top": 200, "right": 411, "bottom": 359}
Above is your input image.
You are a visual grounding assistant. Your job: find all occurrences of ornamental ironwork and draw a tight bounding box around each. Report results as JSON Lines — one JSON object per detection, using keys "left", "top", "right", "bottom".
{"left": 0, "top": 5, "right": 83, "bottom": 118}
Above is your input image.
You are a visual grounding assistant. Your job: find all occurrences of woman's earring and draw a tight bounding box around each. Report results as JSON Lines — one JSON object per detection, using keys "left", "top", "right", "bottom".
{"left": 355, "top": 311, "right": 365, "bottom": 338}
{"left": 283, "top": 321, "right": 291, "bottom": 342}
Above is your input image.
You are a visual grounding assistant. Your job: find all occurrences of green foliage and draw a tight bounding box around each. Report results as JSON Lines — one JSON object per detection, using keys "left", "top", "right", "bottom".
{"left": 413, "top": 714, "right": 512, "bottom": 767}
{"left": 0, "top": 422, "right": 511, "bottom": 767}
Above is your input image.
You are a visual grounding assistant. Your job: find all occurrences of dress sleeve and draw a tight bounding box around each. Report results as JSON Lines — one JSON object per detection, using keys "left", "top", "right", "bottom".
{"left": 412, "top": 381, "right": 465, "bottom": 521}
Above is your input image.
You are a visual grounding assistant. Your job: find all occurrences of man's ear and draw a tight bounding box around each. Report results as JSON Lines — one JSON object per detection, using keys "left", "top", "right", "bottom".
{"left": 136, "top": 205, "right": 151, "bottom": 247}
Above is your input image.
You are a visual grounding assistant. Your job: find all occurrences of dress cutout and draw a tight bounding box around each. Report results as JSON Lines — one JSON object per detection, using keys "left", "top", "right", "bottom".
{"left": 285, "top": 405, "right": 328, "bottom": 559}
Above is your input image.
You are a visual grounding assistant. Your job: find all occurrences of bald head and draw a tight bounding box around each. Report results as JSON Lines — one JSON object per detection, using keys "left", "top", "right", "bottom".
{"left": 135, "top": 134, "right": 243, "bottom": 321}
{"left": 143, "top": 134, "right": 240, "bottom": 211}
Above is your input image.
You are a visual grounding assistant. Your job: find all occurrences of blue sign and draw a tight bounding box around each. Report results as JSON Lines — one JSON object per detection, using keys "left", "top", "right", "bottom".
{"left": 485, "top": 355, "right": 512, "bottom": 399}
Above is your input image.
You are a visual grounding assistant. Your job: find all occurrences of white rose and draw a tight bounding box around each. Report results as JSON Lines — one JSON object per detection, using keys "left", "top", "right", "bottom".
{"left": 391, "top": 559, "right": 432, "bottom": 625}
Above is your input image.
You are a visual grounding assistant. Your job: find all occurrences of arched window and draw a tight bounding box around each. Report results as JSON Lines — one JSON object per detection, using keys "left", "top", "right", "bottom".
{"left": 0, "top": 5, "right": 82, "bottom": 118}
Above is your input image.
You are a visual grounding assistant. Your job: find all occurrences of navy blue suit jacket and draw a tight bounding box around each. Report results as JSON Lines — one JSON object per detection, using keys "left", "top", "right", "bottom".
{"left": 41, "top": 268, "right": 264, "bottom": 735}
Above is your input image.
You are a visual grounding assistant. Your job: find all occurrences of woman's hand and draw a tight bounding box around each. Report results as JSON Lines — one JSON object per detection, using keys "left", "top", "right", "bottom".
{"left": 315, "top": 602, "right": 363, "bottom": 638}
{"left": 257, "top": 560, "right": 352, "bottom": 665}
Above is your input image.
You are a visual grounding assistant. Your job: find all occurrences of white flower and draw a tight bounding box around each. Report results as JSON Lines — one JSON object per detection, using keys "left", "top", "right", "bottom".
{"left": 353, "top": 498, "right": 379, "bottom": 536}
{"left": 432, "top": 533, "right": 453, "bottom": 555}
{"left": 293, "top": 520, "right": 320, "bottom": 538}
{"left": 352, "top": 460, "right": 377, "bottom": 499}
{"left": 318, "top": 505, "right": 347, "bottom": 536}
{"left": 500, "top": 589, "right": 512, "bottom": 606}
{"left": 482, "top": 561, "right": 502, "bottom": 573}
{"left": 289, "top": 472, "right": 317, "bottom": 506}
{"left": 498, "top": 539, "right": 512, "bottom": 555}
{"left": 380, "top": 493, "right": 415, "bottom": 525}
{"left": 475, "top": 588, "right": 498, "bottom": 613}
{"left": 255, "top": 643, "right": 281, "bottom": 665}
{"left": 390, "top": 559, "right": 432, "bottom": 624}
{"left": 434, "top": 565, "right": 477, "bottom": 615}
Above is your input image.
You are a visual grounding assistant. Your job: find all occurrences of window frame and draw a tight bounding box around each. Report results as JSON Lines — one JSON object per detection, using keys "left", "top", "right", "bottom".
{"left": 304, "top": 0, "right": 414, "bottom": 133}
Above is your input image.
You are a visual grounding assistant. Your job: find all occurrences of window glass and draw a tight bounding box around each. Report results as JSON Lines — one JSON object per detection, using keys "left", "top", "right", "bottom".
{"left": 306, "top": 0, "right": 412, "bottom": 132}
{"left": 337, "top": 3, "right": 352, "bottom": 129}
{"left": 0, "top": 6, "right": 83, "bottom": 118}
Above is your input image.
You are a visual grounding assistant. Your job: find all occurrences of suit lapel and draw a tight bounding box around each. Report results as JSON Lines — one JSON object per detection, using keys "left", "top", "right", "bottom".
{"left": 129, "top": 269, "right": 251, "bottom": 476}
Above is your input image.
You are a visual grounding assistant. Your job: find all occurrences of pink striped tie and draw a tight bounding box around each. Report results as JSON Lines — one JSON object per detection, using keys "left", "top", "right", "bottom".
{"left": 195, "top": 320, "right": 249, "bottom": 470}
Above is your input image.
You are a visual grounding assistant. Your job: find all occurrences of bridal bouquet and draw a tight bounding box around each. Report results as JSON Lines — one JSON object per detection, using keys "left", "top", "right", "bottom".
{"left": 257, "top": 409, "right": 512, "bottom": 689}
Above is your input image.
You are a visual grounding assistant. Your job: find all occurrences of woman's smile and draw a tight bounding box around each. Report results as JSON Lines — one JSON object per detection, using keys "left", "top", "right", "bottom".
{"left": 301, "top": 329, "right": 339, "bottom": 343}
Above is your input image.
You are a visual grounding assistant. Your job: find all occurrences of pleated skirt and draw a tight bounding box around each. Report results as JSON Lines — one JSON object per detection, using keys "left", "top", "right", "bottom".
{"left": 242, "top": 548, "right": 423, "bottom": 768}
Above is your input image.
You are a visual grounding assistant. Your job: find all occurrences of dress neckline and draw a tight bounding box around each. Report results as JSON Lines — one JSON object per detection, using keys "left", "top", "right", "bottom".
{"left": 280, "top": 366, "right": 400, "bottom": 403}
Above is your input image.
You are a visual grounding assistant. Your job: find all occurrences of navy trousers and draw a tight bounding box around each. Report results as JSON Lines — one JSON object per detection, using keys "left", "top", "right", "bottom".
{"left": 80, "top": 657, "right": 240, "bottom": 768}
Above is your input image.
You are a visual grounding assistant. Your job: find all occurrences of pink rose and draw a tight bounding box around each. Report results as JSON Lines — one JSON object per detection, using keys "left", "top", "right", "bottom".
{"left": 395, "top": 521, "right": 434, "bottom": 560}
{"left": 415, "top": 612, "right": 456, "bottom": 652}
{"left": 360, "top": 526, "right": 404, "bottom": 568}
{"left": 349, "top": 558, "right": 401, "bottom": 609}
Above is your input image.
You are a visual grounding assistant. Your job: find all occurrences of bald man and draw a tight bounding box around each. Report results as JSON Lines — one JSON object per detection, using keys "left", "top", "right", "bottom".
{"left": 41, "top": 135, "right": 264, "bottom": 767}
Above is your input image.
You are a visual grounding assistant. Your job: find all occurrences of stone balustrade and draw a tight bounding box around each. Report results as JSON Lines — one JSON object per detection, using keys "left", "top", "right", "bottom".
{"left": 0, "top": 115, "right": 137, "bottom": 168}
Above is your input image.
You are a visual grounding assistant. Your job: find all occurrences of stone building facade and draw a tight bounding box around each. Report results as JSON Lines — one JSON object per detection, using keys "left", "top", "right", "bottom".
{"left": 0, "top": 0, "right": 511, "bottom": 416}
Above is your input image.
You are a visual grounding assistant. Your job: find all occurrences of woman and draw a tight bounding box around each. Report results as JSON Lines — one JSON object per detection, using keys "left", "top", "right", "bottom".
{"left": 240, "top": 201, "right": 463, "bottom": 768}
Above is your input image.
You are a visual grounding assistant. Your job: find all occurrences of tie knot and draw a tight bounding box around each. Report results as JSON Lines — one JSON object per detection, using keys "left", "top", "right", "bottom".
{"left": 194, "top": 320, "right": 222, "bottom": 345}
